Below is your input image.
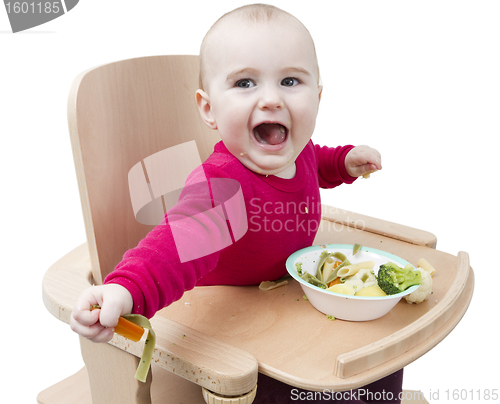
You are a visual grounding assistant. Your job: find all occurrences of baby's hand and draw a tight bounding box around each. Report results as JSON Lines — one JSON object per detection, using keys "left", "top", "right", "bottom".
{"left": 70, "top": 284, "right": 133, "bottom": 343}
{"left": 345, "top": 145, "right": 382, "bottom": 178}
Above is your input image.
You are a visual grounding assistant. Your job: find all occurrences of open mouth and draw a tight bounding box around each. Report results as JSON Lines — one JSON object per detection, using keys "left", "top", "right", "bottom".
{"left": 253, "top": 123, "right": 287, "bottom": 145}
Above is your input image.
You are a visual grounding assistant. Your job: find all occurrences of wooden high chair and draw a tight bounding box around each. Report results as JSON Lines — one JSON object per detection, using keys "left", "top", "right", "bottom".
{"left": 38, "top": 55, "right": 473, "bottom": 404}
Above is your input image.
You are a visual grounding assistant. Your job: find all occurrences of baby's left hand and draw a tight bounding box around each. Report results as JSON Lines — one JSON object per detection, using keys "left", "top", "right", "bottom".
{"left": 345, "top": 145, "right": 382, "bottom": 178}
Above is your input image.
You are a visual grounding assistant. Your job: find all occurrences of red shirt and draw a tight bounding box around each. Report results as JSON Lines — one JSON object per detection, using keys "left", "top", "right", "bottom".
{"left": 105, "top": 141, "right": 355, "bottom": 318}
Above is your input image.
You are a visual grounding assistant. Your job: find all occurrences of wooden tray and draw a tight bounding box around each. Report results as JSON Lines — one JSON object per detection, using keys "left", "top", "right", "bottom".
{"left": 157, "top": 221, "right": 473, "bottom": 391}
{"left": 41, "top": 215, "right": 473, "bottom": 400}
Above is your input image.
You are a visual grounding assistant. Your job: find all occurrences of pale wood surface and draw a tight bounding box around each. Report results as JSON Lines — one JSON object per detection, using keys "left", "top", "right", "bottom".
{"left": 320, "top": 204, "right": 437, "bottom": 248}
{"left": 42, "top": 218, "right": 473, "bottom": 393}
{"left": 37, "top": 366, "right": 208, "bottom": 404}
{"left": 67, "top": 55, "right": 221, "bottom": 285}
{"left": 158, "top": 221, "right": 473, "bottom": 391}
{"left": 80, "top": 336, "right": 152, "bottom": 404}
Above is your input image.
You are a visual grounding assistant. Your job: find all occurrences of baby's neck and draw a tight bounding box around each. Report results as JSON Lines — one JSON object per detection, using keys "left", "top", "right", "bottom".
{"left": 274, "top": 163, "right": 296, "bottom": 179}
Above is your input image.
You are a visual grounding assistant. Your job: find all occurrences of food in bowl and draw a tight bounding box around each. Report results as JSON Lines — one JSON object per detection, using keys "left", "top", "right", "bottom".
{"left": 285, "top": 244, "right": 428, "bottom": 321}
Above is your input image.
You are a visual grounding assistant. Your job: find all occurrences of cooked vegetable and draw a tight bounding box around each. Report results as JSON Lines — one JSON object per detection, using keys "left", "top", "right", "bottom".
{"left": 355, "top": 285, "right": 387, "bottom": 297}
{"left": 377, "top": 262, "right": 422, "bottom": 295}
{"left": 90, "top": 305, "right": 144, "bottom": 342}
{"left": 327, "top": 283, "right": 356, "bottom": 295}
{"left": 352, "top": 244, "right": 362, "bottom": 255}
{"left": 328, "top": 277, "right": 342, "bottom": 288}
{"left": 404, "top": 268, "right": 433, "bottom": 304}
{"left": 90, "top": 305, "right": 155, "bottom": 383}
{"left": 114, "top": 316, "right": 146, "bottom": 342}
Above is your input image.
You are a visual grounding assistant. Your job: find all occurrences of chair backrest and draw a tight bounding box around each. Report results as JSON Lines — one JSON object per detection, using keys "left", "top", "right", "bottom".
{"left": 68, "top": 55, "right": 221, "bottom": 285}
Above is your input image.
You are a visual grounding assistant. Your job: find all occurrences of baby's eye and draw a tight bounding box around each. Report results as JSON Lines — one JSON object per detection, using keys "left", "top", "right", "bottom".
{"left": 281, "top": 77, "right": 299, "bottom": 87}
{"left": 236, "top": 79, "right": 255, "bottom": 88}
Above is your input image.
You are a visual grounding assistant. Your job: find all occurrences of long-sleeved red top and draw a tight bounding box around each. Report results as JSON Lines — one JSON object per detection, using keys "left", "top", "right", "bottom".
{"left": 104, "top": 140, "right": 356, "bottom": 318}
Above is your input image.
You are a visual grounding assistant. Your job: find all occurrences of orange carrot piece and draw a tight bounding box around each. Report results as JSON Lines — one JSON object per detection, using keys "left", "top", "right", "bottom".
{"left": 328, "top": 277, "right": 341, "bottom": 288}
{"left": 90, "top": 305, "right": 145, "bottom": 342}
{"left": 114, "top": 317, "right": 145, "bottom": 342}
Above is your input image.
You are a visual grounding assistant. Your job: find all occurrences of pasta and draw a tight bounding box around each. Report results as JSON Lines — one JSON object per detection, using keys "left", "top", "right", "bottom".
{"left": 417, "top": 258, "right": 436, "bottom": 276}
{"left": 336, "top": 261, "right": 375, "bottom": 278}
{"left": 321, "top": 257, "right": 336, "bottom": 283}
{"left": 122, "top": 314, "right": 156, "bottom": 383}
{"left": 259, "top": 279, "right": 289, "bottom": 290}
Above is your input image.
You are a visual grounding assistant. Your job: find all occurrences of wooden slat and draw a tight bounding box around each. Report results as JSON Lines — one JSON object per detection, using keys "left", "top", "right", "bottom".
{"left": 321, "top": 204, "right": 437, "bottom": 248}
{"left": 67, "top": 56, "right": 220, "bottom": 285}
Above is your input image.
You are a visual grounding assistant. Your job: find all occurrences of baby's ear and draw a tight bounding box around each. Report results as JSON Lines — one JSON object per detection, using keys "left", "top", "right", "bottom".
{"left": 195, "top": 90, "right": 217, "bottom": 130}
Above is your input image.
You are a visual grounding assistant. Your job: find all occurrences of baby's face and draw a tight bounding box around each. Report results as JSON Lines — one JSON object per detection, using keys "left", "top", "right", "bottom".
{"left": 197, "top": 17, "right": 322, "bottom": 178}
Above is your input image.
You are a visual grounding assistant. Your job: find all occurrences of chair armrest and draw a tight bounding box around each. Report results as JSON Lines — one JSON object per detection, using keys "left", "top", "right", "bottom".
{"left": 42, "top": 243, "right": 258, "bottom": 396}
{"left": 321, "top": 204, "right": 437, "bottom": 248}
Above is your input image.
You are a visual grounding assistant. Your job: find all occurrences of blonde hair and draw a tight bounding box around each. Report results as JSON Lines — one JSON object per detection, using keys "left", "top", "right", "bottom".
{"left": 198, "top": 4, "right": 319, "bottom": 90}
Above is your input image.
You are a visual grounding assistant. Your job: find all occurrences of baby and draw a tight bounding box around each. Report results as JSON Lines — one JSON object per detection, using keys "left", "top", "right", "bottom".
{"left": 71, "top": 4, "right": 398, "bottom": 403}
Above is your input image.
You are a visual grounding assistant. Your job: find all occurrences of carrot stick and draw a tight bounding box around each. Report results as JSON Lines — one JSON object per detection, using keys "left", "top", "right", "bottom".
{"left": 89, "top": 305, "right": 155, "bottom": 382}
{"left": 328, "top": 277, "right": 342, "bottom": 288}
{"left": 90, "top": 305, "right": 145, "bottom": 342}
{"left": 114, "top": 317, "right": 145, "bottom": 342}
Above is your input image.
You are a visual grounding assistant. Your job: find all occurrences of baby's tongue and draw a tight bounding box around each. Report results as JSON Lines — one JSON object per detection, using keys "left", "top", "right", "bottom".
{"left": 254, "top": 123, "right": 286, "bottom": 145}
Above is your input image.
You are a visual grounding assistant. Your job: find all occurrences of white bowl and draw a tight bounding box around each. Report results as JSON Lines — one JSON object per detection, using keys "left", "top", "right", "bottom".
{"left": 286, "top": 244, "right": 419, "bottom": 321}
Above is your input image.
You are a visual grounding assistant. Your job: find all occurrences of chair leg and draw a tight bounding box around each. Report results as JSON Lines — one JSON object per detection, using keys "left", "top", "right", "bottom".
{"left": 201, "top": 386, "right": 257, "bottom": 404}
{"left": 79, "top": 336, "right": 152, "bottom": 404}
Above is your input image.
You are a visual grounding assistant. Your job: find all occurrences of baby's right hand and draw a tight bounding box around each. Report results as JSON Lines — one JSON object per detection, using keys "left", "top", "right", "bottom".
{"left": 70, "top": 284, "right": 134, "bottom": 343}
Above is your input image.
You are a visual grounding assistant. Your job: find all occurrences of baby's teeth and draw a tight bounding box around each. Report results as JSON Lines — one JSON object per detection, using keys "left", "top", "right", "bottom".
{"left": 280, "top": 126, "right": 285, "bottom": 133}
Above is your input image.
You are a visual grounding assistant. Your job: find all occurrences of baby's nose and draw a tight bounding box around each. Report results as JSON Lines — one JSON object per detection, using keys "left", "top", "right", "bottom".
{"left": 258, "top": 86, "right": 284, "bottom": 110}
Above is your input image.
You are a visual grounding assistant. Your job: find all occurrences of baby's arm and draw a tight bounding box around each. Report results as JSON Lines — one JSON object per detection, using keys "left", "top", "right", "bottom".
{"left": 70, "top": 284, "right": 133, "bottom": 343}
{"left": 345, "top": 145, "right": 382, "bottom": 178}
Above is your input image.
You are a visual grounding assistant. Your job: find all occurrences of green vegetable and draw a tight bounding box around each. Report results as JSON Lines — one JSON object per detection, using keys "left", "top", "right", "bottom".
{"left": 377, "top": 262, "right": 422, "bottom": 295}
{"left": 352, "top": 244, "right": 362, "bottom": 255}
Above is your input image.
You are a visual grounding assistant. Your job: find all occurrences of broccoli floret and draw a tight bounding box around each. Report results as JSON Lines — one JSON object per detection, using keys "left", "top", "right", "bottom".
{"left": 377, "top": 262, "right": 422, "bottom": 295}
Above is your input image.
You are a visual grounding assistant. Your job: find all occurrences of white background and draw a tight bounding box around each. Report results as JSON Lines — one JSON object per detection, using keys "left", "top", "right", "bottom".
{"left": 1, "top": 1, "right": 498, "bottom": 402}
